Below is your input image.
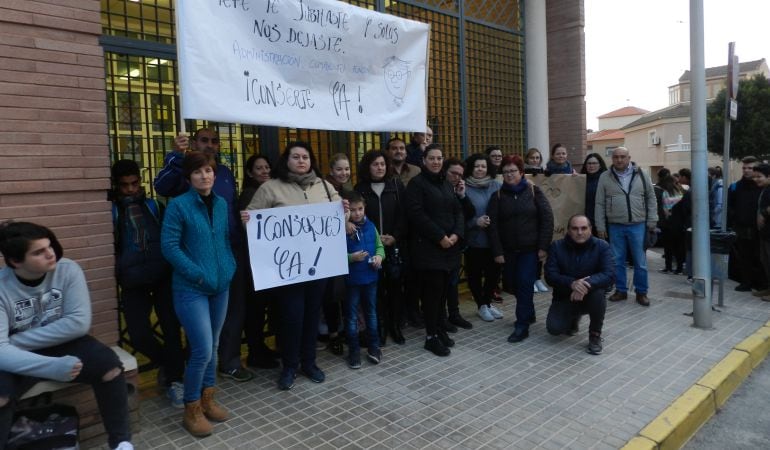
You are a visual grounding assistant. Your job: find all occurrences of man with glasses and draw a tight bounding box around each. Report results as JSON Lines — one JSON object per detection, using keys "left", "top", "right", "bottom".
{"left": 154, "top": 130, "right": 255, "bottom": 382}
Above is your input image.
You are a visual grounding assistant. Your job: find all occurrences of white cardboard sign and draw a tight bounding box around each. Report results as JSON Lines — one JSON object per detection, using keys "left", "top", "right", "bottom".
{"left": 176, "top": 0, "right": 430, "bottom": 132}
{"left": 245, "top": 201, "right": 348, "bottom": 290}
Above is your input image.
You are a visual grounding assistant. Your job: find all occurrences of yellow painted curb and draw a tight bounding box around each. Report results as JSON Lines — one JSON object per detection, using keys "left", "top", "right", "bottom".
{"left": 627, "top": 323, "right": 770, "bottom": 449}
{"left": 620, "top": 436, "right": 658, "bottom": 450}
{"left": 734, "top": 332, "right": 770, "bottom": 368}
{"left": 639, "top": 384, "right": 714, "bottom": 450}
{"left": 696, "top": 350, "right": 751, "bottom": 408}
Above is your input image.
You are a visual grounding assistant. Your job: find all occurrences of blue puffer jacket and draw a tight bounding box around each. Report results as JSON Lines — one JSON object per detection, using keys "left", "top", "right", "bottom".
{"left": 161, "top": 189, "right": 236, "bottom": 295}
{"left": 544, "top": 235, "right": 614, "bottom": 301}
{"left": 346, "top": 217, "right": 383, "bottom": 286}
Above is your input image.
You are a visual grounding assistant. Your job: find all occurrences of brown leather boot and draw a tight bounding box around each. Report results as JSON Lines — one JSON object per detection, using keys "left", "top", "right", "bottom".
{"left": 636, "top": 293, "right": 650, "bottom": 306}
{"left": 183, "top": 400, "right": 213, "bottom": 437}
{"left": 201, "top": 387, "right": 229, "bottom": 422}
{"left": 608, "top": 291, "right": 628, "bottom": 302}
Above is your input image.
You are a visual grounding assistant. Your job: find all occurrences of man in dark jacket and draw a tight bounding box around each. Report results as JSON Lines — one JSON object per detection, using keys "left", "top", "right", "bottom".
{"left": 111, "top": 160, "right": 185, "bottom": 407}
{"left": 728, "top": 156, "right": 765, "bottom": 292}
{"left": 545, "top": 215, "right": 615, "bottom": 355}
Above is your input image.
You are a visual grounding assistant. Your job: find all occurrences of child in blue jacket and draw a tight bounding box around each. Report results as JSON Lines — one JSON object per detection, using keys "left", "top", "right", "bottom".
{"left": 345, "top": 192, "right": 385, "bottom": 369}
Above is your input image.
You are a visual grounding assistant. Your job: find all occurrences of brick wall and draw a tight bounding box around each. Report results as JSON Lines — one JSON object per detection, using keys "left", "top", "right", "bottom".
{"left": 0, "top": 1, "right": 117, "bottom": 345}
{"left": 546, "top": 0, "right": 587, "bottom": 164}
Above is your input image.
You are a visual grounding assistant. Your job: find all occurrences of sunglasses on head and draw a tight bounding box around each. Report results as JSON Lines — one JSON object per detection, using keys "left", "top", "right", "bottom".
{"left": 197, "top": 136, "right": 219, "bottom": 144}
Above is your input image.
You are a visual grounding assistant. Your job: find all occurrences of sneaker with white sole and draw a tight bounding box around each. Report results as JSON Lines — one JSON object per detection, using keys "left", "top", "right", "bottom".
{"left": 166, "top": 381, "right": 184, "bottom": 409}
{"left": 114, "top": 442, "right": 134, "bottom": 450}
{"left": 535, "top": 279, "right": 549, "bottom": 292}
{"left": 488, "top": 305, "right": 504, "bottom": 319}
{"left": 477, "top": 305, "right": 495, "bottom": 322}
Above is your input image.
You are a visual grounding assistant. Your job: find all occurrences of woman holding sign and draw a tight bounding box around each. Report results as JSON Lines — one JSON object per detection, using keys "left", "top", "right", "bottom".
{"left": 405, "top": 143, "right": 465, "bottom": 357}
{"left": 161, "top": 151, "right": 236, "bottom": 437}
{"left": 244, "top": 142, "right": 345, "bottom": 391}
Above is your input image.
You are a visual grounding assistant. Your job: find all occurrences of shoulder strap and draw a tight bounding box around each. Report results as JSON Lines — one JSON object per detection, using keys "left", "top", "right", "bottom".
{"left": 639, "top": 169, "right": 649, "bottom": 224}
{"left": 321, "top": 178, "right": 333, "bottom": 202}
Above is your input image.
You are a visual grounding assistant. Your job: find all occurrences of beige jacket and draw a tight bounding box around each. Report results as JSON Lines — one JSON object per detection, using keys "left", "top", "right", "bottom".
{"left": 245, "top": 177, "right": 341, "bottom": 210}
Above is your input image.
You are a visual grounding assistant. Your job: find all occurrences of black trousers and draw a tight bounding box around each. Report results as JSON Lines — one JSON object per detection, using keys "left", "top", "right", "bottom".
{"left": 120, "top": 279, "right": 184, "bottom": 384}
{"left": 464, "top": 247, "right": 502, "bottom": 307}
{"left": 546, "top": 289, "right": 606, "bottom": 336}
{"left": 0, "top": 335, "right": 131, "bottom": 449}
{"left": 321, "top": 275, "right": 345, "bottom": 335}
{"left": 244, "top": 285, "right": 278, "bottom": 361}
{"left": 418, "top": 269, "right": 451, "bottom": 336}
{"left": 277, "top": 278, "right": 327, "bottom": 370}
{"left": 218, "top": 245, "right": 247, "bottom": 372}
{"left": 735, "top": 233, "right": 766, "bottom": 289}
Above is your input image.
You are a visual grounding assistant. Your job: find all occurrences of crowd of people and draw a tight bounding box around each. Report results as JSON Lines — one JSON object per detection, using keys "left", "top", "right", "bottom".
{"left": 4, "top": 125, "right": 769, "bottom": 446}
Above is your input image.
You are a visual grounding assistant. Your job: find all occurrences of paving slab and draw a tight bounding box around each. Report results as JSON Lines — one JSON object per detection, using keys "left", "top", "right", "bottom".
{"left": 105, "top": 250, "right": 770, "bottom": 449}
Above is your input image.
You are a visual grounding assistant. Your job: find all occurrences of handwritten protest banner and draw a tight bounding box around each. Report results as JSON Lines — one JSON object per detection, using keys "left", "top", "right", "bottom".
{"left": 528, "top": 174, "right": 586, "bottom": 242}
{"left": 176, "top": 0, "right": 430, "bottom": 132}
{"left": 245, "top": 201, "right": 348, "bottom": 290}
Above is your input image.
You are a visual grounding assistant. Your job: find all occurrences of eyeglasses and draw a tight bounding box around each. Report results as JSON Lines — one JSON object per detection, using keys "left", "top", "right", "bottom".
{"left": 198, "top": 136, "right": 220, "bottom": 144}
{"left": 502, "top": 169, "right": 520, "bottom": 175}
{"left": 585, "top": 161, "right": 600, "bottom": 165}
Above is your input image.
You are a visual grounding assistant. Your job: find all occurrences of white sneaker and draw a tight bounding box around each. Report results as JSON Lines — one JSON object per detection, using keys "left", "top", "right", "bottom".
{"left": 535, "top": 279, "right": 549, "bottom": 292}
{"left": 477, "top": 305, "right": 495, "bottom": 322}
{"left": 488, "top": 305, "right": 504, "bottom": 319}
{"left": 166, "top": 381, "right": 184, "bottom": 409}
{"left": 114, "top": 442, "right": 134, "bottom": 450}
{"left": 533, "top": 283, "right": 539, "bottom": 293}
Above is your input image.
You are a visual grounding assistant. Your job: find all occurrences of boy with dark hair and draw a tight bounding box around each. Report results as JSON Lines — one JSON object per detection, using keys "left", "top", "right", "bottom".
{"left": 344, "top": 192, "right": 386, "bottom": 369}
{"left": 111, "top": 159, "right": 185, "bottom": 408}
{"left": 0, "top": 221, "right": 133, "bottom": 450}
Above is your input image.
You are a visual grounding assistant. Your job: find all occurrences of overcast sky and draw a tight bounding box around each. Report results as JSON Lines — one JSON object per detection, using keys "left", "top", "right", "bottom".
{"left": 584, "top": 0, "right": 769, "bottom": 130}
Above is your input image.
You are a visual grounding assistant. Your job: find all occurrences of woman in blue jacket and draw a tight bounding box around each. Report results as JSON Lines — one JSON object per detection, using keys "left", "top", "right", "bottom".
{"left": 462, "top": 153, "right": 503, "bottom": 322}
{"left": 161, "top": 151, "right": 236, "bottom": 438}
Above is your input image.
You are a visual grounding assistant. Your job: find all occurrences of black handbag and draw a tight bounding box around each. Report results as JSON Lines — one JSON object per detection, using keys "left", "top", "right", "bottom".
{"left": 7, "top": 403, "right": 79, "bottom": 450}
{"left": 383, "top": 245, "right": 404, "bottom": 279}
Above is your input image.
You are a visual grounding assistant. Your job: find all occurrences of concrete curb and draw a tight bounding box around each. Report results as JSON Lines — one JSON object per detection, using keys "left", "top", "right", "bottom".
{"left": 621, "top": 323, "right": 770, "bottom": 450}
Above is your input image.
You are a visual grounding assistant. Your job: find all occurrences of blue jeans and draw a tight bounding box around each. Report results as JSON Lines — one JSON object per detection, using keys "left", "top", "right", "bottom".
{"left": 346, "top": 282, "right": 379, "bottom": 354}
{"left": 173, "top": 289, "right": 229, "bottom": 403}
{"left": 502, "top": 250, "right": 538, "bottom": 331}
{"left": 608, "top": 223, "right": 648, "bottom": 294}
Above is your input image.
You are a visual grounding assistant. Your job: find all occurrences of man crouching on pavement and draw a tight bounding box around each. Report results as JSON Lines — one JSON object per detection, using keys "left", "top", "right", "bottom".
{"left": 0, "top": 222, "right": 133, "bottom": 450}
{"left": 544, "top": 215, "right": 615, "bottom": 355}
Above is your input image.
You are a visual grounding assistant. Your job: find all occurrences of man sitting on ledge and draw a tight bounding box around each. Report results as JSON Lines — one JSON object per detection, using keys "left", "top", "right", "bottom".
{"left": 0, "top": 222, "right": 133, "bottom": 450}
{"left": 545, "top": 215, "right": 615, "bottom": 355}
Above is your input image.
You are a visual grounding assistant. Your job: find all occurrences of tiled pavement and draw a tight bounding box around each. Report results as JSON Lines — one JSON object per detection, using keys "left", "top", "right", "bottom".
{"left": 122, "top": 251, "right": 770, "bottom": 449}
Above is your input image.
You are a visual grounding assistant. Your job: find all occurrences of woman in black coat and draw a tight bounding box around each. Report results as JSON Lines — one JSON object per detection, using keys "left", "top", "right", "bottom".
{"left": 488, "top": 155, "right": 554, "bottom": 343}
{"left": 354, "top": 150, "right": 408, "bottom": 345}
{"left": 405, "top": 144, "right": 464, "bottom": 356}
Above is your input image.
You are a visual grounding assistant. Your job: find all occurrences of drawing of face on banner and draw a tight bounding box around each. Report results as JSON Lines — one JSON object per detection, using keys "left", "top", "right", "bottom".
{"left": 383, "top": 56, "right": 410, "bottom": 107}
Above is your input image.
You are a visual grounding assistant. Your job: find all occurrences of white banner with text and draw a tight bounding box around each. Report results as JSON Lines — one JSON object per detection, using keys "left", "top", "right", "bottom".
{"left": 245, "top": 201, "right": 348, "bottom": 290}
{"left": 176, "top": 0, "right": 430, "bottom": 131}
